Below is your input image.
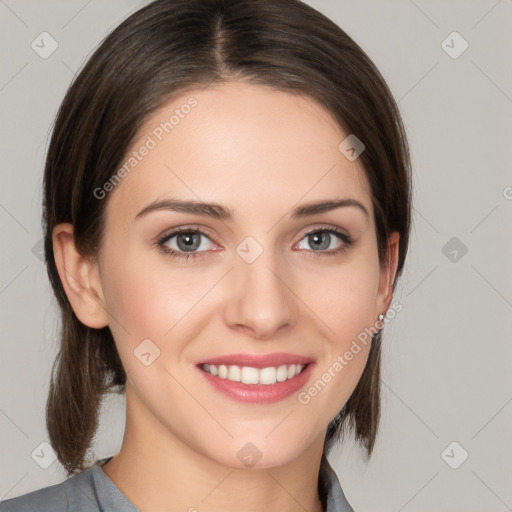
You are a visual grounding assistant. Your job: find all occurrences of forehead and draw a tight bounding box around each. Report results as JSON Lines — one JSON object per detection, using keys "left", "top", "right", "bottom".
{"left": 105, "top": 80, "right": 372, "bottom": 222}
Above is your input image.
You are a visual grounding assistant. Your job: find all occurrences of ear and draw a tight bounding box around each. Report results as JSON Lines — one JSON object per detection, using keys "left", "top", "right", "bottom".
{"left": 52, "top": 223, "right": 109, "bottom": 329}
{"left": 375, "top": 231, "right": 400, "bottom": 316}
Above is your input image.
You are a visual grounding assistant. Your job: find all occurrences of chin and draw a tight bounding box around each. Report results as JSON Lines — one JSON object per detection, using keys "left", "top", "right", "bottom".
{"left": 201, "top": 428, "right": 321, "bottom": 470}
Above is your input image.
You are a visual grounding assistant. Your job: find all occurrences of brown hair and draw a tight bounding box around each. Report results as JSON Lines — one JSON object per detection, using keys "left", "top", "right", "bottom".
{"left": 43, "top": 0, "right": 411, "bottom": 476}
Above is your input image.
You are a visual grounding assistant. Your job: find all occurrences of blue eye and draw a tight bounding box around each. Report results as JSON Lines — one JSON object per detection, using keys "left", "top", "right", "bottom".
{"left": 156, "top": 226, "right": 353, "bottom": 261}
{"left": 157, "top": 229, "right": 214, "bottom": 260}
{"left": 296, "top": 228, "right": 353, "bottom": 256}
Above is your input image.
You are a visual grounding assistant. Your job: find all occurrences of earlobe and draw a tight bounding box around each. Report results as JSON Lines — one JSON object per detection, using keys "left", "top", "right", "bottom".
{"left": 376, "top": 232, "right": 400, "bottom": 314}
{"left": 52, "top": 223, "right": 109, "bottom": 329}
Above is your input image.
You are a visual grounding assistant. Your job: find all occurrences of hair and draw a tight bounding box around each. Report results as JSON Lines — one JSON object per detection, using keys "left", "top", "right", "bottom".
{"left": 43, "top": 0, "right": 411, "bottom": 476}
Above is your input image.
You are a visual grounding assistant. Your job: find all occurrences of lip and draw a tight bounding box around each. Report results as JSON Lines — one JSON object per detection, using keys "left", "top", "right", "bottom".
{"left": 197, "top": 357, "right": 316, "bottom": 404}
{"left": 196, "top": 352, "right": 314, "bottom": 369}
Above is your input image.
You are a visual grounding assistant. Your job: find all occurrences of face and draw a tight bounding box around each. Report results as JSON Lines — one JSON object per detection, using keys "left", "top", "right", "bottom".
{"left": 92, "top": 81, "right": 395, "bottom": 468}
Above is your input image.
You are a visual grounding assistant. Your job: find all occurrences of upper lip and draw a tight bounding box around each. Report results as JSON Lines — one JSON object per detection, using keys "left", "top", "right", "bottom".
{"left": 196, "top": 352, "right": 314, "bottom": 369}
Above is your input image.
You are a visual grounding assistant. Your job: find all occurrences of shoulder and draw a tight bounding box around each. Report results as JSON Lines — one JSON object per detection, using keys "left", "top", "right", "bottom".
{"left": 0, "top": 480, "right": 67, "bottom": 511}
{"left": 0, "top": 466, "right": 100, "bottom": 512}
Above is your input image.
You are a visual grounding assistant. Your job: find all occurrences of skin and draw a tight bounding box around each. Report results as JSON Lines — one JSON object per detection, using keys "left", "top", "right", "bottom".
{"left": 53, "top": 81, "right": 399, "bottom": 512}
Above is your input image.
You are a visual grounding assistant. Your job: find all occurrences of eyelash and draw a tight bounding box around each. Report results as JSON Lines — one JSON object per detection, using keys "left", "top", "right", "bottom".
{"left": 155, "top": 226, "right": 354, "bottom": 261}
{"left": 300, "top": 227, "right": 354, "bottom": 258}
{"left": 156, "top": 227, "right": 214, "bottom": 261}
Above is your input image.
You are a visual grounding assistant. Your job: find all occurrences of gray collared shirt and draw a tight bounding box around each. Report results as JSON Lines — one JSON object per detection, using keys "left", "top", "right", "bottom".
{"left": 0, "top": 454, "right": 354, "bottom": 511}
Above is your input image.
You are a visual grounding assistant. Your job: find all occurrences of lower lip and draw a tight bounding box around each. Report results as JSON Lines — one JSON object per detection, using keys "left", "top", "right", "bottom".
{"left": 198, "top": 363, "right": 315, "bottom": 404}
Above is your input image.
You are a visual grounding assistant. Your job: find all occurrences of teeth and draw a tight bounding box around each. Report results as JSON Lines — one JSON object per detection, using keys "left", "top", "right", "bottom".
{"left": 276, "top": 365, "right": 288, "bottom": 382}
{"left": 241, "top": 366, "right": 259, "bottom": 384}
{"left": 202, "top": 363, "right": 305, "bottom": 385}
{"left": 228, "top": 365, "right": 241, "bottom": 382}
{"left": 261, "top": 367, "right": 277, "bottom": 385}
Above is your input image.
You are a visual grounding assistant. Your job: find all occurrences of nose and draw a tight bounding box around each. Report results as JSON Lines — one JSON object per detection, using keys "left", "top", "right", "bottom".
{"left": 223, "top": 251, "right": 296, "bottom": 340}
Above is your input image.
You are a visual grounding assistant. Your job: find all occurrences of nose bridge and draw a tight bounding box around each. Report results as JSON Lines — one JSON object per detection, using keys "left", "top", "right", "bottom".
{"left": 224, "top": 239, "right": 295, "bottom": 338}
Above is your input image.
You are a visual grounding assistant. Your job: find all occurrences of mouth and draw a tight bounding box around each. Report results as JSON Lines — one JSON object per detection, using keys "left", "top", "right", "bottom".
{"left": 200, "top": 362, "right": 307, "bottom": 385}
{"left": 196, "top": 353, "right": 315, "bottom": 403}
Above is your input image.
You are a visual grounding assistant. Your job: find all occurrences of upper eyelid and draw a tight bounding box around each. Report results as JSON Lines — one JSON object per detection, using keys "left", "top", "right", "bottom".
{"left": 157, "top": 225, "right": 215, "bottom": 243}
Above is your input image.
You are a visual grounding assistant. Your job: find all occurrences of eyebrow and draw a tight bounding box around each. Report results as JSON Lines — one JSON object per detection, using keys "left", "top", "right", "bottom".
{"left": 135, "top": 197, "right": 369, "bottom": 221}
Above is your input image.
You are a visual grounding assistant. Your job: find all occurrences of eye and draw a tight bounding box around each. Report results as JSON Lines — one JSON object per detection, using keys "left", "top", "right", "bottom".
{"left": 295, "top": 227, "right": 353, "bottom": 255}
{"left": 156, "top": 226, "right": 353, "bottom": 261}
{"left": 156, "top": 228, "right": 216, "bottom": 260}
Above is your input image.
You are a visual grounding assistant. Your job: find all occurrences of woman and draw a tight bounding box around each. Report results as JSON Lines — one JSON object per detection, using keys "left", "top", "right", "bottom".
{"left": 0, "top": 0, "right": 411, "bottom": 510}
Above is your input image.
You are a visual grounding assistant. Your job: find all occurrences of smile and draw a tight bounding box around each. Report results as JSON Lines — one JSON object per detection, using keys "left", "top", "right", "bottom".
{"left": 196, "top": 353, "right": 315, "bottom": 404}
{"left": 200, "top": 363, "right": 306, "bottom": 385}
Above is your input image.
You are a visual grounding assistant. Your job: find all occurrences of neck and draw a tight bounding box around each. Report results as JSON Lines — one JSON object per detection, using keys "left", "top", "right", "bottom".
{"left": 101, "top": 384, "right": 326, "bottom": 512}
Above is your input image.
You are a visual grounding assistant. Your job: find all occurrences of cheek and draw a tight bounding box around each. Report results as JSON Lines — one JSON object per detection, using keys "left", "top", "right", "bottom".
{"left": 98, "top": 248, "right": 203, "bottom": 346}
{"left": 297, "top": 250, "right": 379, "bottom": 405}
{"left": 98, "top": 257, "right": 214, "bottom": 391}
{"left": 300, "top": 251, "right": 381, "bottom": 342}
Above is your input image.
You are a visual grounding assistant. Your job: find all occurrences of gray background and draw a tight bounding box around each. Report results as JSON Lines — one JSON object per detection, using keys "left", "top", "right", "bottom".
{"left": 1, "top": 1, "right": 511, "bottom": 511}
